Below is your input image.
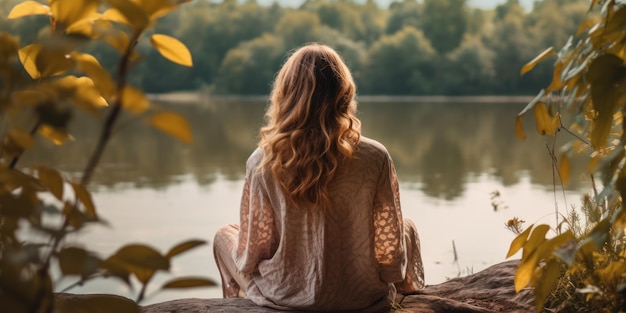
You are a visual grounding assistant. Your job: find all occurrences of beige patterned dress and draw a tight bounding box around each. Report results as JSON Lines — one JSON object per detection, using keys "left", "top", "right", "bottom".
{"left": 213, "top": 137, "right": 424, "bottom": 311}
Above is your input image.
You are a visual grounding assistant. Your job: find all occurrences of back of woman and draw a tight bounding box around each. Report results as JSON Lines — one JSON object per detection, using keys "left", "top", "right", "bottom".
{"left": 213, "top": 43, "right": 424, "bottom": 312}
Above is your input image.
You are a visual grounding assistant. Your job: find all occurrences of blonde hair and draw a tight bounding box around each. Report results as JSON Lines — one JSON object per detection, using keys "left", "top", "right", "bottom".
{"left": 259, "top": 43, "right": 361, "bottom": 208}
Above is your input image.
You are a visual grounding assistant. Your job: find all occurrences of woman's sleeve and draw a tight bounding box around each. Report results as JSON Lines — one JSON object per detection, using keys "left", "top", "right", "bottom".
{"left": 373, "top": 151, "right": 407, "bottom": 283}
{"left": 234, "top": 159, "right": 275, "bottom": 274}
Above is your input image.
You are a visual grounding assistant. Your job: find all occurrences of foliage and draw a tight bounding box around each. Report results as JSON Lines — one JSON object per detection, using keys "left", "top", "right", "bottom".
{"left": 0, "top": 1, "right": 216, "bottom": 312}
{"left": 0, "top": 0, "right": 594, "bottom": 96}
{"left": 512, "top": 0, "right": 626, "bottom": 311}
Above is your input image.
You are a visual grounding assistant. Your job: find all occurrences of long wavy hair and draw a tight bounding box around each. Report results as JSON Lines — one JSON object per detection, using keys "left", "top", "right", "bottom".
{"left": 258, "top": 43, "right": 361, "bottom": 208}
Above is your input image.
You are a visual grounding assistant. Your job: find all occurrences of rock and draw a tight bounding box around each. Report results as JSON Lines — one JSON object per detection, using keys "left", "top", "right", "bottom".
{"left": 138, "top": 260, "right": 534, "bottom": 313}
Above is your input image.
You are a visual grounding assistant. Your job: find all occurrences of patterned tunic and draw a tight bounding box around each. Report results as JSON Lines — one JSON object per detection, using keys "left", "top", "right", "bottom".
{"left": 214, "top": 137, "right": 424, "bottom": 311}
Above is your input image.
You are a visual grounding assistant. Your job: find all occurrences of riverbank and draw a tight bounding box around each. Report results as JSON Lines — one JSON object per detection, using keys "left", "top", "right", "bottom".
{"left": 148, "top": 91, "right": 535, "bottom": 104}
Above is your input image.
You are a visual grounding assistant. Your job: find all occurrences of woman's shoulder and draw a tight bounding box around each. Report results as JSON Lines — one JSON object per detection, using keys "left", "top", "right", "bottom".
{"left": 246, "top": 147, "right": 264, "bottom": 168}
{"left": 358, "top": 136, "right": 391, "bottom": 159}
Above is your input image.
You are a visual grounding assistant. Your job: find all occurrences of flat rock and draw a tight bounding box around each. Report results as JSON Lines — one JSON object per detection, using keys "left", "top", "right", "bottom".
{"left": 138, "top": 260, "right": 534, "bottom": 313}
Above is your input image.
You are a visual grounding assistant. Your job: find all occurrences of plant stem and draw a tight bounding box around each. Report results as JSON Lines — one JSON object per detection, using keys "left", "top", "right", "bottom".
{"left": 8, "top": 121, "right": 41, "bottom": 169}
{"left": 80, "top": 30, "right": 141, "bottom": 186}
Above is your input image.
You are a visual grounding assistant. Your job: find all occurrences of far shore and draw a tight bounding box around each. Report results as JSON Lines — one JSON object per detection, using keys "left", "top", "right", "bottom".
{"left": 147, "top": 91, "right": 535, "bottom": 104}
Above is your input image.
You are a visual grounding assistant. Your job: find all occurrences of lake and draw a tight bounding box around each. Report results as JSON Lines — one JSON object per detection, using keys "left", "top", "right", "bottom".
{"left": 21, "top": 97, "right": 589, "bottom": 304}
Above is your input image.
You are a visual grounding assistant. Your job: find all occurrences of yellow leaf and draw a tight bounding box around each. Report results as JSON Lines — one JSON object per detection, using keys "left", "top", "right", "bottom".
{"left": 522, "top": 224, "right": 551, "bottom": 260}
{"left": 166, "top": 239, "right": 207, "bottom": 259}
{"left": 39, "top": 124, "right": 74, "bottom": 145}
{"left": 520, "top": 47, "right": 556, "bottom": 76}
{"left": 37, "top": 166, "right": 64, "bottom": 201}
{"left": 71, "top": 52, "right": 115, "bottom": 98}
{"left": 8, "top": 129, "right": 34, "bottom": 150}
{"left": 588, "top": 154, "right": 600, "bottom": 173}
{"left": 72, "top": 77, "right": 109, "bottom": 116}
{"left": 18, "top": 44, "right": 43, "bottom": 79}
{"left": 533, "top": 259, "right": 561, "bottom": 311}
{"left": 8, "top": 1, "right": 51, "bottom": 19}
{"left": 2, "top": 129, "right": 34, "bottom": 159}
{"left": 533, "top": 102, "right": 557, "bottom": 136}
{"left": 558, "top": 153, "right": 571, "bottom": 185}
{"left": 515, "top": 250, "right": 539, "bottom": 292}
{"left": 103, "top": 0, "right": 150, "bottom": 29}
{"left": 100, "top": 8, "right": 132, "bottom": 26}
{"left": 507, "top": 224, "right": 533, "bottom": 258}
{"left": 149, "top": 111, "right": 193, "bottom": 144}
{"left": 65, "top": 13, "right": 102, "bottom": 36}
{"left": 49, "top": 0, "right": 99, "bottom": 29}
{"left": 576, "top": 18, "right": 596, "bottom": 37}
{"left": 150, "top": 34, "right": 193, "bottom": 67}
{"left": 546, "top": 60, "right": 565, "bottom": 92}
{"left": 515, "top": 115, "right": 526, "bottom": 140}
{"left": 71, "top": 182, "right": 97, "bottom": 218}
{"left": 0, "top": 33, "right": 20, "bottom": 60}
{"left": 36, "top": 45, "right": 75, "bottom": 78}
{"left": 122, "top": 86, "right": 150, "bottom": 114}
{"left": 104, "top": 244, "right": 169, "bottom": 283}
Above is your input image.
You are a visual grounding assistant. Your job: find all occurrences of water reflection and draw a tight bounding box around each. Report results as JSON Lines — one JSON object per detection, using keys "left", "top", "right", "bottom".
{"left": 21, "top": 99, "right": 587, "bottom": 200}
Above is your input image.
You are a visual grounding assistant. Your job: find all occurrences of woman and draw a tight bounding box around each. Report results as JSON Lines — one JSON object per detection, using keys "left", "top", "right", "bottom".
{"left": 213, "top": 43, "right": 424, "bottom": 312}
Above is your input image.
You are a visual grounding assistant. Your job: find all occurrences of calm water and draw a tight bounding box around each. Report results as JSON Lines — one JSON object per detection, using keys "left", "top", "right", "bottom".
{"left": 22, "top": 98, "right": 588, "bottom": 304}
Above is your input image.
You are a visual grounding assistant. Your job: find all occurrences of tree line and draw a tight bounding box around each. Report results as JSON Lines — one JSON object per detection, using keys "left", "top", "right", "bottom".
{"left": 0, "top": 0, "right": 588, "bottom": 95}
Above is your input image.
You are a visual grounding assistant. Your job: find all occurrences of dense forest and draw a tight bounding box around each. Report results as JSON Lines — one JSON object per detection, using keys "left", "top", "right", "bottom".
{"left": 0, "top": 0, "right": 587, "bottom": 95}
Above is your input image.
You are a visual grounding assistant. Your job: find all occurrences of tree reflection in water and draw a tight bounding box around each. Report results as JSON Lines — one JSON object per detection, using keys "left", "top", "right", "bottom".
{"left": 21, "top": 98, "right": 587, "bottom": 199}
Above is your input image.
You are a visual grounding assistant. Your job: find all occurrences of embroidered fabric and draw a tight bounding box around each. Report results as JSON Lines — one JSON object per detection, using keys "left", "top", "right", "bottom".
{"left": 214, "top": 137, "right": 424, "bottom": 311}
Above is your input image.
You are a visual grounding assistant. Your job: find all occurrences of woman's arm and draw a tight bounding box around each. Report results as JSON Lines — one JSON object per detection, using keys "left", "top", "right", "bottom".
{"left": 234, "top": 156, "right": 275, "bottom": 274}
{"left": 373, "top": 151, "right": 407, "bottom": 283}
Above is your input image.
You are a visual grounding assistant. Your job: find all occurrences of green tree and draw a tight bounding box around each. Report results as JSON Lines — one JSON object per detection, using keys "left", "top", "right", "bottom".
{"left": 362, "top": 26, "right": 437, "bottom": 95}
{"left": 483, "top": 3, "right": 540, "bottom": 94}
{"left": 421, "top": 0, "right": 468, "bottom": 54}
{"left": 215, "top": 33, "right": 285, "bottom": 95}
{"left": 444, "top": 36, "right": 495, "bottom": 95}
{"left": 385, "top": 0, "right": 421, "bottom": 35}
{"left": 274, "top": 9, "right": 322, "bottom": 49}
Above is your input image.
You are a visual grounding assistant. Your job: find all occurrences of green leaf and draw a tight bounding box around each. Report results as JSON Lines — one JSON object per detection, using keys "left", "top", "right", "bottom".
{"left": 55, "top": 294, "right": 140, "bottom": 313}
{"left": 150, "top": 34, "right": 193, "bottom": 67}
{"left": 148, "top": 111, "right": 193, "bottom": 144}
{"left": 161, "top": 277, "right": 217, "bottom": 289}
{"left": 520, "top": 47, "right": 556, "bottom": 76}
{"left": 8, "top": 1, "right": 51, "bottom": 19}
{"left": 166, "top": 239, "right": 207, "bottom": 259}
{"left": 58, "top": 247, "right": 101, "bottom": 278}
{"left": 71, "top": 183, "right": 97, "bottom": 218}
{"left": 507, "top": 224, "right": 533, "bottom": 258}
{"left": 37, "top": 166, "right": 64, "bottom": 201}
